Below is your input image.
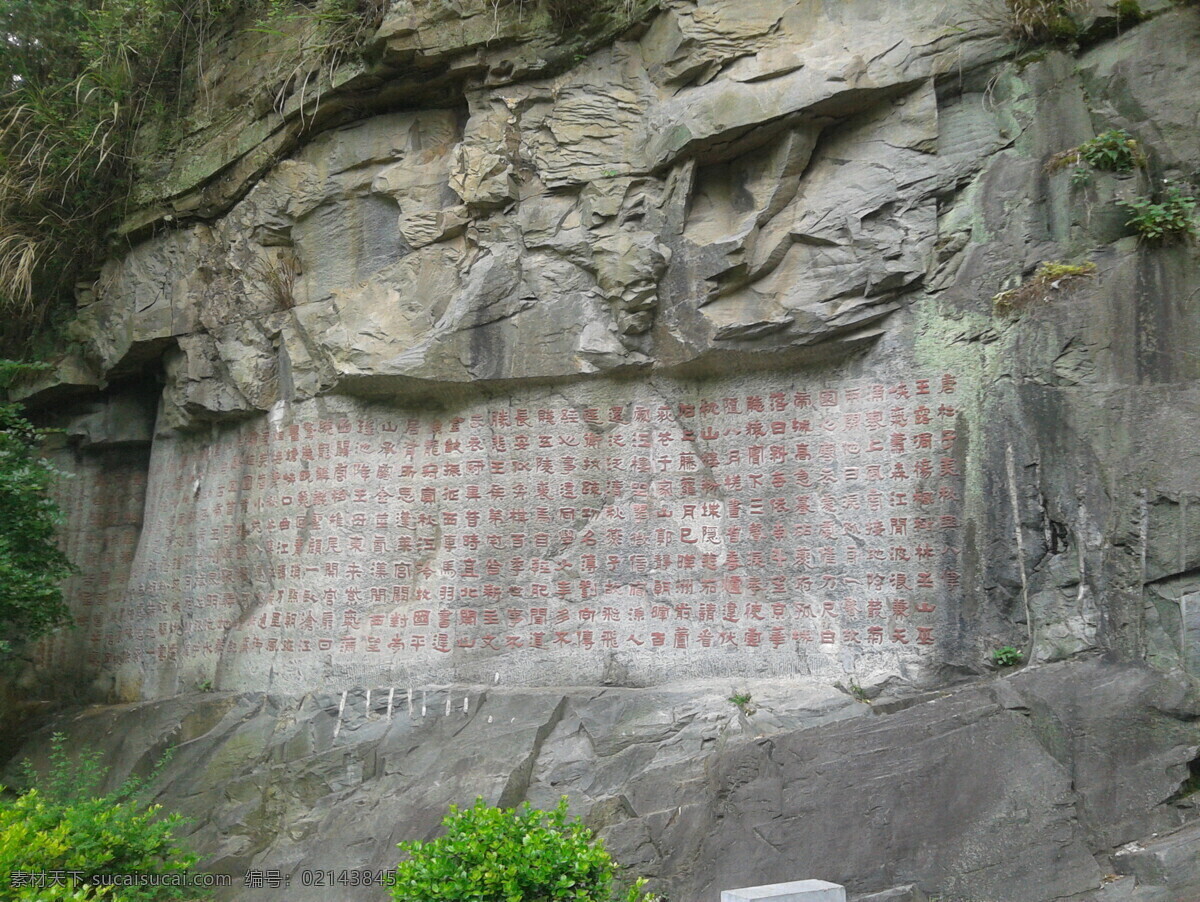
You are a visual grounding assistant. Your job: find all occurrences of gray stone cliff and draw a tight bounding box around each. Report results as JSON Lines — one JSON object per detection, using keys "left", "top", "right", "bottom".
{"left": 5, "top": 0, "right": 1200, "bottom": 899}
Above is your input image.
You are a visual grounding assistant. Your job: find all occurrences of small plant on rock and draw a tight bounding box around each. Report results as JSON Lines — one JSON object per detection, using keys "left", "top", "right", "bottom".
{"left": 728, "top": 691, "right": 755, "bottom": 714}
{"left": 1120, "top": 182, "right": 1198, "bottom": 242}
{"left": 992, "top": 260, "right": 1096, "bottom": 315}
{"left": 1046, "top": 129, "right": 1147, "bottom": 185}
{"left": 1001, "top": 0, "right": 1086, "bottom": 43}
{"left": 990, "top": 646, "right": 1025, "bottom": 667}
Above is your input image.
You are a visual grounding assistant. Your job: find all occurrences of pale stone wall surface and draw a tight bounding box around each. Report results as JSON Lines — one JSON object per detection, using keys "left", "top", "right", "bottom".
{"left": 57, "top": 371, "right": 964, "bottom": 696}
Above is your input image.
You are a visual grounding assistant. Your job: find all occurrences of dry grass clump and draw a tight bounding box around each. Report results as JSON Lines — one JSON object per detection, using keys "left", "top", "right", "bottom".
{"left": 248, "top": 250, "right": 300, "bottom": 310}
{"left": 972, "top": 0, "right": 1087, "bottom": 43}
{"left": 993, "top": 260, "right": 1097, "bottom": 315}
{"left": 1009, "top": 0, "right": 1086, "bottom": 41}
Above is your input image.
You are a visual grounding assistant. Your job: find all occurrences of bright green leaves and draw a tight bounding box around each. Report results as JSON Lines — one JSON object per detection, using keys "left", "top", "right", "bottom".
{"left": 1121, "top": 183, "right": 1199, "bottom": 243}
{"left": 0, "top": 734, "right": 200, "bottom": 901}
{"left": 0, "top": 361, "right": 73, "bottom": 656}
{"left": 392, "top": 798, "right": 653, "bottom": 902}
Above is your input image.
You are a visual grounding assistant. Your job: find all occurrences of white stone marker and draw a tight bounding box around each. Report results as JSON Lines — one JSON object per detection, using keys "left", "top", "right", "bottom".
{"left": 720, "top": 880, "right": 846, "bottom": 902}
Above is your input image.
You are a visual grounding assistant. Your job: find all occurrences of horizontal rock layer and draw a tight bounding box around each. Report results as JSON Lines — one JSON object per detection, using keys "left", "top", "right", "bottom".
{"left": 7, "top": 658, "right": 1199, "bottom": 901}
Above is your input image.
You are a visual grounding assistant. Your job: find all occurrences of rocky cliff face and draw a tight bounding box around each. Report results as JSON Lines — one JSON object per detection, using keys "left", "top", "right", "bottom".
{"left": 6, "top": 0, "right": 1200, "bottom": 899}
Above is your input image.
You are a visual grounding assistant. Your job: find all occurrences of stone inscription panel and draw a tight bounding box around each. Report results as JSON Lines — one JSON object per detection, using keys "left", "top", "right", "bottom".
{"left": 95, "top": 372, "right": 964, "bottom": 694}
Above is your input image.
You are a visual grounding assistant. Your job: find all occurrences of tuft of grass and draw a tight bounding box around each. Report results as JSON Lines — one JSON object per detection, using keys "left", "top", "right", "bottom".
{"left": 248, "top": 249, "right": 300, "bottom": 310}
{"left": 997, "top": 0, "right": 1087, "bottom": 43}
{"left": 487, "top": 0, "right": 654, "bottom": 43}
{"left": 248, "top": 0, "right": 391, "bottom": 122}
{"left": 993, "top": 260, "right": 1097, "bottom": 315}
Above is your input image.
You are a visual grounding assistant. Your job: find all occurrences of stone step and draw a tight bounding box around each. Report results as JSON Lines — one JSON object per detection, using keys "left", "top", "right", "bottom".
{"left": 1112, "top": 819, "right": 1200, "bottom": 894}
{"left": 850, "top": 885, "right": 928, "bottom": 902}
{"left": 722, "top": 880, "right": 846, "bottom": 902}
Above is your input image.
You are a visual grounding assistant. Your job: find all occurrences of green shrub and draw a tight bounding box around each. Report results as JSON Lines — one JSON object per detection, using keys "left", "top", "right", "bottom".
{"left": 1046, "top": 129, "right": 1147, "bottom": 185}
{"left": 392, "top": 798, "right": 653, "bottom": 902}
{"left": 1076, "top": 129, "right": 1146, "bottom": 173}
{"left": 0, "top": 733, "right": 200, "bottom": 901}
{"left": 0, "top": 360, "right": 74, "bottom": 657}
{"left": 1120, "top": 182, "right": 1198, "bottom": 242}
{"left": 990, "top": 646, "right": 1024, "bottom": 667}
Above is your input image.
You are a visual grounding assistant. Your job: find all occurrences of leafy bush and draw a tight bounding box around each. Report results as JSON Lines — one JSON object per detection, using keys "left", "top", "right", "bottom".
{"left": 990, "top": 646, "right": 1025, "bottom": 667}
{"left": 0, "top": 733, "right": 200, "bottom": 901}
{"left": 1076, "top": 129, "right": 1146, "bottom": 173}
{"left": 1046, "top": 129, "right": 1147, "bottom": 185}
{"left": 0, "top": 361, "right": 74, "bottom": 657}
{"left": 1120, "top": 182, "right": 1198, "bottom": 242}
{"left": 392, "top": 798, "right": 653, "bottom": 902}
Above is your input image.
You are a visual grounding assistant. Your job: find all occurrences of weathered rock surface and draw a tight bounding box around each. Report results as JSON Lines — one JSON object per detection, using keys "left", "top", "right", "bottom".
{"left": 6, "top": 657, "right": 1198, "bottom": 902}
{"left": 6, "top": 0, "right": 1200, "bottom": 899}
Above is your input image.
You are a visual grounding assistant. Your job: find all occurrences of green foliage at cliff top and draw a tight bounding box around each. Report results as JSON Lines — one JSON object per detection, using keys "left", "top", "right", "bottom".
{"left": 0, "top": 0, "right": 383, "bottom": 354}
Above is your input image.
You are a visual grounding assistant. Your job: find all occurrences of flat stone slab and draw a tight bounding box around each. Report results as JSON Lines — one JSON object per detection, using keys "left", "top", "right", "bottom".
{"left": 721, "top": 880, "right": 846, "bottom": 902}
